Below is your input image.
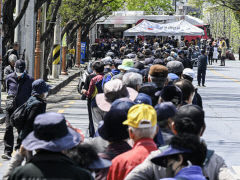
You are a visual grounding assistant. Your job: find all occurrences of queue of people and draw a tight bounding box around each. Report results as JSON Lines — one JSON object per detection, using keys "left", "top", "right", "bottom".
{"left": 0, "top": 37, "right": 237, "bottom": 180}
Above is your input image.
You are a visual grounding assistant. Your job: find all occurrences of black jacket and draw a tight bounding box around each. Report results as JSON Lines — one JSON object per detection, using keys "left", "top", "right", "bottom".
{"left": 9, "top": 151, "right": 94, "bottom": 180}
{"left": 197, "top": 55, "right": 208, "bottom": 70}
{"left": 6, "top": 72, "right": 34, "bottom": 108}
{"left": 19, "top": 96, "right": 47, "bottom": 140}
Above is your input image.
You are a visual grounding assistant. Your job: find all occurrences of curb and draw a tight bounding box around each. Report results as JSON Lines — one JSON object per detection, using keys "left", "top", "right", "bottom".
{"left": 48, "top": 70, "right": 81, "bottom": 95}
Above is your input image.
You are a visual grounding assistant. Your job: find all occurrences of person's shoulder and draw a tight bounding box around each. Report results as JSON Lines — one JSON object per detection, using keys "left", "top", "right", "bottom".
{"left": 10, "top": 162, "right": 42, "bottom": 178}
{"left": 70, "top": 165, "right": 93, "bottom": 179}
{"left": 6, "top": 72, "right": 16, "bottom": 80}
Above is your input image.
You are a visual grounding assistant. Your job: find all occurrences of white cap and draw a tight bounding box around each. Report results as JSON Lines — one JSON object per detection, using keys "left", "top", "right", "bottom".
{"left": 183, "top": 68, "right": 195, "bottom": 79}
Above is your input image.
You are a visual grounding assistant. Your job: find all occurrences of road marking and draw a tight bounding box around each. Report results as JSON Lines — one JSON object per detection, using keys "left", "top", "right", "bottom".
{"left": 69, "top": 101, "right": 75, "bottom": 104}
{"left": 64, "top": 105, "right": 71, "bottom": 108}
{"left": 58, "top": 109, "right": 65, "bottom": 113}
{"left": 209, "top": 69, "right": 240, "bottom": 85}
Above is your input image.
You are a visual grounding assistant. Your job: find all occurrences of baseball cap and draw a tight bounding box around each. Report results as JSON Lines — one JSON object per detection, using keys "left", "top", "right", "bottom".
{"left": 154, "top": 102, "right": 177, "bottom": 122}
{"left": 134, "top": 93, "right": 152, "bottom": 105}
{"left": 15, "top": 60, "right": 26, "bottom": 73}
{"left": 123, "top": 104, "right": 157, "bottom": 128}
{"left": 183, "top": 68, "right": 195, "bottom": 79}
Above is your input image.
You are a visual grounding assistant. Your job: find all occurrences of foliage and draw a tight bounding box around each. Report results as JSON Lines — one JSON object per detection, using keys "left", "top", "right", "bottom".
{"left": 126, "top": 0, "right": 173, "bottom": 14}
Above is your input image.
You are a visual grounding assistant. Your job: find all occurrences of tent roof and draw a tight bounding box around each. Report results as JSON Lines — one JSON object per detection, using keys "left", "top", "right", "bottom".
{"left": 124, "top": 20, "right": 204, "bottom": 36}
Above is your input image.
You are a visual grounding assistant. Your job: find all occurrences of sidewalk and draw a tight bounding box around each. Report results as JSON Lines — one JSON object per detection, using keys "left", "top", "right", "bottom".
{"left": 0, "top": 67, "right": 82, "bottom": 125}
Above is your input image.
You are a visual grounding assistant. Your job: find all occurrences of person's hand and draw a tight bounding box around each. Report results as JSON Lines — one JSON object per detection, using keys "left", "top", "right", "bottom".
{"left": 19, "top": 145, "right": 28, "bottom": 157}
{"left": 81, "top": 89, "right": 87, "bottom": 94}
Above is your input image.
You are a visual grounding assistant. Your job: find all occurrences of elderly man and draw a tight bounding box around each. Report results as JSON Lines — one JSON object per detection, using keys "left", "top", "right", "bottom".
{"left": 122, "top": 72, "right": 143, "bottom": 91}
{"left": 2, "top": 54, "right": 17, "bottom": 92}
{"left": 107, "top": 104, "right": 158, "bottom": 180}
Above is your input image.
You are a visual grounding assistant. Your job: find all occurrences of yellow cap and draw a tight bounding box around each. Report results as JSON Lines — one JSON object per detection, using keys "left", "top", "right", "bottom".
{"left": 123, "top": 104, "right": 157, "bottom": 128}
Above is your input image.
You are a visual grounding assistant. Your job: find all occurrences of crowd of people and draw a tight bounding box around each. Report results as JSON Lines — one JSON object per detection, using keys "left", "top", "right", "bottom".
{"left": 0, "top": 36, "right": 237, "bottom": 180}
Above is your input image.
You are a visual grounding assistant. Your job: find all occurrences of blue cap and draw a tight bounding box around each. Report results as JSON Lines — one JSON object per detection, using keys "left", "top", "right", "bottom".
{"left": 89, "top": 157, "right": 112, "bottom": 170}
{"left": 15, "top": 60, "right": 26, "bottom": 73}
{"left": 168, "top": 73, "right": 180, "bottom": 81}
{"left": 154, "top": 102, "right": 177, "bottom": 122}
{"left": 134, "top": 93, "right": 152, "bottom": 105}
{"left": 151, "top": 145, "right": 192, "bottom": 167}
{"left": 32, "top": 79, "right": 50, "bottom": 96}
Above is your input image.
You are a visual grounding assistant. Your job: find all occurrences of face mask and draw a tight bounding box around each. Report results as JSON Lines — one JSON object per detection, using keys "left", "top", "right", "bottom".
{"left": 166, "top": 162, "right": 176, "bottom": 177}
{"left": 16, "top": 72, "right": 23, "bottom": 77}
{"left": 42, "top": 92, "right": 48, "bottom": 100}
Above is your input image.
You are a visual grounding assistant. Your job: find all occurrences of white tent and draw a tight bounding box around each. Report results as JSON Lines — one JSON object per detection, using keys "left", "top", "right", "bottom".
{"left": 123, "top": 20, "right": 204, "bottom": 36}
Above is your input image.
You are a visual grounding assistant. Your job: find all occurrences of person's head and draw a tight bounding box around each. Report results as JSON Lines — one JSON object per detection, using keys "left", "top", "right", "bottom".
{"left": 134, "top": 93, "right": 152, "bottom": 105}
{"left": 99, "top": 98, "right": 135, "bottom": 142}
{"left": 118, "top": 59, "right": 134, "bottom": 72}
{"left": 22, "top": 112, "right": 82, "bottom": 152}
{"left": 15, "top": 60, "right": 26, "bottom": 77}
{"left": 178, "top": 50, "right": 184, "bottom": 58}
{"left": 151, "top": 134, "right": 207, "bottom": 177}
{"left": 166, "top": 61, "right": 184, "bottom": 77}
{"left": 158, "top": 85, "right": 182, "bottom": 108}
{"left": 154, "top": 102, "right": 177, "bottom": 130}
{"left": 32, "top": 79, "right": 50, "bottom": 100}
{"left": 182, "top": 68, "right": 195, "bottom": 82}
{"left": 66, "top": 143, "right": 111, "bottom": 173}
{"left": 148, "top": 65, "right": 168, "bottom": 89}
{"left": 122, "top": 72, "right": 143, "bottom": 91}
{"left": 139, "top": 82, "right": 158, "bottom": 106}
{"left": 13, "top": 42, "right": 19, "bottom": 51}
{"left": 123, "top": 104, "right": 157, "bottom": 142}
{"left": 8, "top": 54, "right": 17, "bottom": 67}
{"left": 201, "top": 49, "right": 205, "bottom": 55}
{"left": 175, "top": 80, "right": 195, "bottom": 105}
{"left": 92, "top": 60, "right": 104, "bottom": 74}
{"left": 172, "top": 104, "right": 205, "bottom": 136}
{"left": 96, "top": 79, "right": 138, "bottom": 112}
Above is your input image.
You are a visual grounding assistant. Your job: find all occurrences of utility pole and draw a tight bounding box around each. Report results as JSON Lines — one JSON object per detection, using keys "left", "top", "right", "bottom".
{"left": 0, "top": 0, "right": 3, "bottom": 111}
{"left": 61, "top": 33, "right": 68, "bottom": 75}
{"left": 25, "top": 0, "right": 36, "bottom": 77}
{"left": 52, "top": 16, "right": 61, "bottom": 79}
{"left": 76, "top": 26, "right": 81, "bottom": 67}
{"left": 34, "top": 9, "right": 41, "bottom": 80}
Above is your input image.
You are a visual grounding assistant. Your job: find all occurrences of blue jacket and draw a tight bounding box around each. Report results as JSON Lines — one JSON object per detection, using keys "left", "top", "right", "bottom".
{"left": 160, "top": 166, "right": 206, "bottom": 180}
{"left": 101, "top": 69, "right": 120, "bottom": 88}
{"left": 6, "top": 72, "right": 34, "bottom": 108}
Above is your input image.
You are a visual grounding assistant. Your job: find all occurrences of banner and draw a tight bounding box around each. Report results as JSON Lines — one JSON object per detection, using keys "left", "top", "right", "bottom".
{"left": 81, "top": 42, "right": 86, "bottom": 64}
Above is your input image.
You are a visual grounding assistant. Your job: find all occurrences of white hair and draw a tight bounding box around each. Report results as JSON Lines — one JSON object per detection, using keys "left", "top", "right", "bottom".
{"left": 129, "top": 125, "right": 157, "bottom": 139}
{"left": 122, "top": 72, "right": 142, "bottom": 90}
{"left": 8, "top": 54, "right": 17, "bottom": 63}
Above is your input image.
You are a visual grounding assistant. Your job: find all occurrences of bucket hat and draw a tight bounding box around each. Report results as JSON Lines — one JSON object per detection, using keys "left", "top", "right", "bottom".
{"left": 96, "top": 79, "right": 138, "bottom": 112}
{"left": 22, "top": 112, "right": 81, "bottom": 152}
{"left": 118, "top": 59, "right": 134, "bottom": 71}
{"left": 151, "top": 145, "right": 192, "bottom": 167}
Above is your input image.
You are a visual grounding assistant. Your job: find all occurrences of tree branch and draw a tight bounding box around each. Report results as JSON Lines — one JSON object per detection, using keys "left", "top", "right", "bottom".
{"left": 13, "top": 0, "right": 30, "bottom": 28}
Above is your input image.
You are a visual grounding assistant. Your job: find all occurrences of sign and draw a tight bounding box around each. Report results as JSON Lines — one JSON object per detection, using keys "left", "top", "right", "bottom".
{"left": 81, "top": 42, "right": 86, "bottom": 64}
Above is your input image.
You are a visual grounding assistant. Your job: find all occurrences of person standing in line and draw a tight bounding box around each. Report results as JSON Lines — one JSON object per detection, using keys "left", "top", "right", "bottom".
{"left": 213, "top": 43, "right": 219, "bottom": 63}
{"left": 197, "top": 50, "right": 208, "bottom": 87}
{"left": 2, "top": 60, "right": 34, "bottom": 160}
{"left": 221, "top": 42, "right": 227, "bottom": 66}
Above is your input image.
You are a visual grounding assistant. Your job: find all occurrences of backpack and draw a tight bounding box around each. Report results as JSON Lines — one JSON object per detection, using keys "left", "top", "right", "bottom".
{"left": 10, "top": 102, "right": 29, "bottom": 131}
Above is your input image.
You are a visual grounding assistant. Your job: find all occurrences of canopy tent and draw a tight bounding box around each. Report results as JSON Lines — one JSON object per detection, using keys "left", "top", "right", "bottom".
{"left": 123, "top": 20, "right": 204, "bottom": 37}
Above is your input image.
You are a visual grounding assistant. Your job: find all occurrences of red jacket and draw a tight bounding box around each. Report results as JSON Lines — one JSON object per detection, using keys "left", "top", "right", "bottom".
{"left": 107, "top": 138, "right": 157, "bottom": 180}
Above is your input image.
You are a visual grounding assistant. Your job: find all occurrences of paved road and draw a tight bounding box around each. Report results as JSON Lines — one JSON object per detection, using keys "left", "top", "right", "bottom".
{"left": 1, "top": 60, "right": 240, "bottom": 177}
{"left": 196, "top": 60, "right": 240, "bottom": 167}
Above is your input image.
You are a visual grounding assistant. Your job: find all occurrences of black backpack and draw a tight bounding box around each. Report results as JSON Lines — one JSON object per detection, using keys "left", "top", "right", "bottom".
{"left": 10, "top": 102, "right": 29, "bottom": 131}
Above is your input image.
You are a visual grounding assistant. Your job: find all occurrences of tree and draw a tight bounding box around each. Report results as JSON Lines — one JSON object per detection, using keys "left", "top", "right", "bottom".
{"left": 126, "top": 0, "right": 173, "bottom": 14}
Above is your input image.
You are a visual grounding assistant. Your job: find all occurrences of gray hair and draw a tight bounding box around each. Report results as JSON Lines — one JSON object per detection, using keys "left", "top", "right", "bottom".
{"left": 8, "top": 54, "right": 17, "bottom": 63}
{"left": 122, "top": 72, "right": 143, "bottom": 90}
{"left": 129, "top": 125, "right": 157, "bottom": 139}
